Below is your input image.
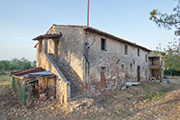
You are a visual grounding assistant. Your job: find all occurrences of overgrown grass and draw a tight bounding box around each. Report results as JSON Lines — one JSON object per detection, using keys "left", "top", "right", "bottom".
{"left": 0, "top": 75, "right": 11, "bottom": 81}
{"left": 0, "top": 75, "right": 11, "bottom": 87}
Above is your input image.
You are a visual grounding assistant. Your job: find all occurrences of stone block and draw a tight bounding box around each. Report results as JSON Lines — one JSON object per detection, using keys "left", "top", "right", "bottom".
{"left": 121, "top": 86, "right": 126, "bottom": 91}
{"left": 162, "top": 79, "right": 168, "bottom": 84}
{"left": 155, "top": 80, "right": 160, "bottom": 82}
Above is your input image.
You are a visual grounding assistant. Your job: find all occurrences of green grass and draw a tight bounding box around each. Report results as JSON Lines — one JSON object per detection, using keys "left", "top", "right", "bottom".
{"left": 146, "top": 86, "right": 174, "bottom": 100}
{"left": 0, "top": 75, "right": 11, "bottom": 87}
{"left": 0, "top": 75, "right": 11, "bottom": 81}
{"left": 127, "top": 97, "right": 131, "bottom": 100}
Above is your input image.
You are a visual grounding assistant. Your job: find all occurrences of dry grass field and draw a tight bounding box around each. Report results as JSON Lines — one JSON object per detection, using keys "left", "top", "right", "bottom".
{"left": 0, "top": 75, "right": 180, "bottom": 120}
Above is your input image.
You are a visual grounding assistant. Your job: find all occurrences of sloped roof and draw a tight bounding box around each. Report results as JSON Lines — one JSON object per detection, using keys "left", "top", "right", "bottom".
{"left": 84, "top": 27, "right": 151, "bottom": 52}
{"left": 45, "top": 24, "right": 151, "bottom": 52}
{"left": 33, "top": 32, "right": 62, "bottom": 40}
{"left": 11, "top": 67, "right": 45, "bottom": 76}
{"left": 11, "top": 67, "right": 55, "bottom": 81}
{"left": 34, "top": 43, "right": 38, "bottom": 48}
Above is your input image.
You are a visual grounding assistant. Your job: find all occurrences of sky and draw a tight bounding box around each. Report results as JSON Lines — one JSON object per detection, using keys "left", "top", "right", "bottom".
{"left": 0, "top": 0, "right": 177, "bottom": 61}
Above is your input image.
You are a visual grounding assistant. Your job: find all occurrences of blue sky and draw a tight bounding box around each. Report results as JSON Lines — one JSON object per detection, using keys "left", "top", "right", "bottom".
{"left": 0, "top": 0, "right": 177, "bottom": 61}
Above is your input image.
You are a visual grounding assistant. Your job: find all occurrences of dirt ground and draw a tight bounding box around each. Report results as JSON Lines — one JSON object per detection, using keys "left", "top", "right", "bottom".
{"left": 1, "top": 76, "right": 180, "bottom": 120}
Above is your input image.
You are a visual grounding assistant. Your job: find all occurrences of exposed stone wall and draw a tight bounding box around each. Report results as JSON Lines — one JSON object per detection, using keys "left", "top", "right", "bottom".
{"left": 47, "top": 26, "right": 85, "bottom": 81}
{"left": 39, "top": 78, "right": 54, "bottom": 97}
{"left": 84, "top": 32, "right": 150, "bottom": 95}
{"left": 38, "top": 52, "right": 70, "bottom": 102}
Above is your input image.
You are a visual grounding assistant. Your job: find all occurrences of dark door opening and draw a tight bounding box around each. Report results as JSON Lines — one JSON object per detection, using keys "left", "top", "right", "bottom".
{"left": 137, "top": 66, "right": 140, "bottom": 82}
{"left": 100, "top": 67, "right": 106, "bottom": 90}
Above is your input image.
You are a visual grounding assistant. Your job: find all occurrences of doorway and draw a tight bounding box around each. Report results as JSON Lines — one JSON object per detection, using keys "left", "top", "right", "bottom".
{"left": 137, "top": 66, "right": 140, "bottom": 82}
{"left": 100, "top": 67, "right": 106, "bottom": 90}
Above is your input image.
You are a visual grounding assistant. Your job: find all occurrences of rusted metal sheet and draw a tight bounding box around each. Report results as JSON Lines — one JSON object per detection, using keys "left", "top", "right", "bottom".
{"left": 11, "top": 67, "right": 45, "bottom": 76}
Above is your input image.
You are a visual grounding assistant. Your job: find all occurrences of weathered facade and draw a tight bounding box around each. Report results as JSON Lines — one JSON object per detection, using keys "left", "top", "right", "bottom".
{"left": 33, "top": 24, "right": 163, "bottom": 102}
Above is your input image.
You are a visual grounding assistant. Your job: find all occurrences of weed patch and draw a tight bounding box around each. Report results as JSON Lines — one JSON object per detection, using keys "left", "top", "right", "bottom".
{"left": 146, "top": 86, "right": 174, "bottom": 100}
{"left": 127, "top": 97, "right": 131, "bottom": 100}
{"left": 0, "top": 75, "right": 11, "bottom": 81}
{"left": 0, "top": 75, "right": 11, "bottom": 87}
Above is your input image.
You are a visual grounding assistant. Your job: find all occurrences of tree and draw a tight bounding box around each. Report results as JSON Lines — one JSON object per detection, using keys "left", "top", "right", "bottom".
{"left": 31, "top": 60, "right": 36, "bottom": 68}
{"left": 162, "top": 47, "right": 176, "bottom": 75}
{"left": 0, "top": 60, "right": 11, "bottom": 74}
{"left": 150, "top": 0, "right": 180, "bottom": 75}
{"left": 150, "top": 0, "right": 180, "bottom": 36}
{"left": 10, "top": 58, "right": 34, "bottom": 71}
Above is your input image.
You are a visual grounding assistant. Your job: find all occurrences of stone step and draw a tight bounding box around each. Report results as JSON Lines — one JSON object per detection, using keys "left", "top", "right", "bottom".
{"left": 71, "top": 94, "right": 79, "bottom": 98}
{"left": 59, "top": 69, "right": 67, "bottom": 74}
{"left": 71, "top": 87, "right": 79, "bottom": 92}
{"left": 71, "top": 90, "right": 79, "bottom": 96}
{"left": 66, "top": 76, "right": 72, "bottom": 80}
{"left": 71, "top": 85, "right": 77, "bottom": 89}
{"left": 49, "top": 54, "right": 80, "bottom": 99}
{"left": 70, "top": 83, "right": 76, "bottom": 87}
{"left": 59, "top": 68, "right": 66, "bottom": 71}
{"left": 66, "top": 77, "right": 71, "bottom": 81}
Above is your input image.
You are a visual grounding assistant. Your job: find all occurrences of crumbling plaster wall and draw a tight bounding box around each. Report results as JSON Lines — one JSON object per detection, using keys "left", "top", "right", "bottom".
{"left": 38, "top": 53, "right": 70, "bottom": 102}
{"left": 35, "top": 41, "right": 70, "bottom": 102}
{"left": 47, "top": 26, "right": 84, "bottom": 83}
{"left": 85, "top": 32, "right": 150, "bottom": 95}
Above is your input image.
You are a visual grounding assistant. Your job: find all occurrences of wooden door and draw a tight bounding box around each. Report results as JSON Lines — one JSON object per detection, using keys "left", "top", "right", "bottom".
{"left": 137, "top": 66, "right": 140, "bottom": 82}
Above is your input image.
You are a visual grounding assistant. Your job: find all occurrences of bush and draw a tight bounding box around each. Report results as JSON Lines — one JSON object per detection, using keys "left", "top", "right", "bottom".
{"left": 164, "top": 69, "right": 180, "bottom": 76}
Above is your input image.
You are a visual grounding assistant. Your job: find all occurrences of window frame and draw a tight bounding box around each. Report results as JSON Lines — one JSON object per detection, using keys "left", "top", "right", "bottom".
{"left": 121, "top": 65, "right": 124, "bottom": 71}
{"left": 101, "top": 38, "right": 106, "bottom": 50}
{"left": 125, "top": 45, "right": 128, "bottom": 54}
{"left": 130, "top": 63, "right": 133, "bottom": 71}
{"left": 39, "top": 40, "right": 42, "bottom": 52}
{"left": 137, "top": 48, "right": 140, "bottom": 56}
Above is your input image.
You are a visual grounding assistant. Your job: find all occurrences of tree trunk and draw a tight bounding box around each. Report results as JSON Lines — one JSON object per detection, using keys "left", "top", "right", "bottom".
{"left": 170, "top": 69, "right": 172, "bottom": 76}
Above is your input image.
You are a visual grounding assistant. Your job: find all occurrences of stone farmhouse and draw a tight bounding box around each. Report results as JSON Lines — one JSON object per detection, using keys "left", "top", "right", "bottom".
{"left": 32, "top": 24, "right": 163, "bottom": 102}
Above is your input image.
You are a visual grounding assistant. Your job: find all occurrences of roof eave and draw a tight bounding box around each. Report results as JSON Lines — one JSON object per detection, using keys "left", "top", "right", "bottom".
{"left": 84, "top": 27, "right": 151, "bottom": 52}
{"left": 32, "top": 32, "right": 62, "bottom": 41}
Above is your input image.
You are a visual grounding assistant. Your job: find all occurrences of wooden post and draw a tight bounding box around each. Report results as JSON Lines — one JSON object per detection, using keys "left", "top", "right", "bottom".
{"left": 87, "top": 0, "right": 90, "bottom": 26}
{"left": 45, "top": 78, "right": 48, "bottom": 90}
{"left": 53, "top": 76, "right": 56, "bottom": 99}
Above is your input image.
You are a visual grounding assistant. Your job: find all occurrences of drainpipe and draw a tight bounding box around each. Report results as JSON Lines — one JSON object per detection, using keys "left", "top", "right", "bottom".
{"left": 84, "top": 32, "right": 95, "bottom": 96}
{"left": 83, "top": 52, "right": 90, "bottom": 92}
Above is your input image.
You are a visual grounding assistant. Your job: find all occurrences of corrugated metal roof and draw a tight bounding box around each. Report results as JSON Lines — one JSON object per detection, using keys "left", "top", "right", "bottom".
{"left": 11, "top": 67, "right": 45, "bottom": 76}
{"left": 28, "top": 71, "right": 54, "bottom": 77}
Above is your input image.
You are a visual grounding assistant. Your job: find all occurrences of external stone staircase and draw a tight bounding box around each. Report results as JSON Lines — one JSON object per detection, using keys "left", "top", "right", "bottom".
{"left": 48, "top": 54, "right": 80, "bottom": 98}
